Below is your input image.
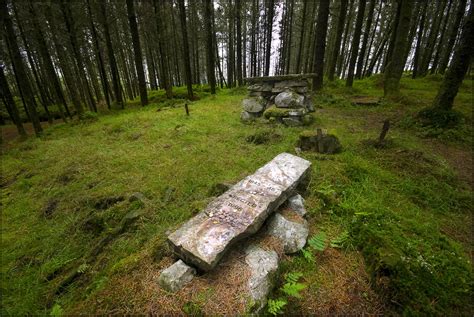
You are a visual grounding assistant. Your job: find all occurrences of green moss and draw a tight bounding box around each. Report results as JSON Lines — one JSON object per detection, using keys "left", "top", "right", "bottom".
{"left": 263, "top": 106, "right": 291, "bottom": 119}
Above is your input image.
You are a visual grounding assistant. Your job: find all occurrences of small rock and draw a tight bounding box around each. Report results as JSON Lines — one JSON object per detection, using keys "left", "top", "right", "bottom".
{"left": 295, "top": 86, "right": 308, "bottom": 94}
{"left": 240, "top": 111, "right": 257, "bottom": 122}
{"left": 282, "top": 117, "right": 303, "bottom": 127}
{"left": 245, "top": 245, "right": 279, "bottom": 312}
{"left": 267, "top": 213, "right": 309, "bottom": 254}
{"left": 287, "top": 194, "right": 307, "bottom": 216}
{"left": 287, "top": 109, "right": 306, "bottom": 117}
{"left": 275, "top": 91, "right": 305, "bottom": 108}
{"left": 242, "top": 97, "right": 265, "bottom": 113}
{"left": 158, "top": 260, "right": 196, "bottom": 292}
{"left": 298, "top": 130, "right": 342, "bottom": 154}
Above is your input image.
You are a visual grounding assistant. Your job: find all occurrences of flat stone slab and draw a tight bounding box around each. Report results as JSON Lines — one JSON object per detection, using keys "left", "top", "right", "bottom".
{"left": 167, "top": 153, "right": 311, "bottom": 271}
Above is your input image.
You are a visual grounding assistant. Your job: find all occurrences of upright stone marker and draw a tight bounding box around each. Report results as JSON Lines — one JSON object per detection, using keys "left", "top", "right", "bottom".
{"left": 168, "top": 153, "right": 311, "bottom": 271}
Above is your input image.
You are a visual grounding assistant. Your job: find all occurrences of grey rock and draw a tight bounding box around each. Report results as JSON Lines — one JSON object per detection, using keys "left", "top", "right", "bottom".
{"left": 274, "top": 80, "right": 307, "bottom": 88}
{"left": 304, "top": 96, "right": 315, "bottom": 112}
{"left": 248, "top": 82, "right": 272, "bottom": 92}
{"left": 242, "top": 97, "right": 265, "bottom": 113}
{"left": 267, "top": 213, "right": 309, "bottom": 254}
{"left": 158, "top": 260, "right": 196, "bottom": 292}
{"left": 275, "top": 91, "right": 305, "bottom": 108}
{"left": 249, "top": 91, "right": 264, "bottom": 97}
{"left": 288, "top": 109, "right": 306, "bottom": 117}
{"left": 295, "top": 86, "right": 308, "bottom": 94}
{"left": 167, "top": 153, "right": 311, "bottom": 271}
{"left": 245, "top": 245, "right": 279, "bottom": 312}
{"left": 129, "top": 192, "right": 148, "bottom": 204}
{"left": 240, "top": 111, "right": 257, "bottom": 122}
{"left": 287, "top": 194, "right": 307, "bottom": 216}
{"left": 282, "top": 117, "right": 304, "bottom": 127}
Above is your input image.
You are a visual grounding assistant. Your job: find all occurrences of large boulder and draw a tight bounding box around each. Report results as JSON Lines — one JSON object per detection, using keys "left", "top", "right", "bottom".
{"left": 158, "top": 260, "right": 196, "bottom": 292}
{"left": 267, "top": 213, "right": 309, "bottom": 254}
{"left": 242, "top": 97, "right": 266, "bottom": 113}
{"left": 248, "top": 82, "right": 272, "bottom": 92}
{"left": 275, "top": 91, "right": 305, "bottom": 108}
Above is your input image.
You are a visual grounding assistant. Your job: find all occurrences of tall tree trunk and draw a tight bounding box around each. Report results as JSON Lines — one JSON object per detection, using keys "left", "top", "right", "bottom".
{"left": 328, "top": 0, "right": 348, "bottom": 81}
{"left": 99, "top": 1, "right": 125, "bottom": 108}
{"left": 0, "top": 65, "right": 26, "bottom": 136}
{"left": 419, "top": 0, "right": 447, "bottom": 76}
{"left": 236, "top": 0, "right": 243, "bottom": 85}
{"left": 383, "top": 1, "right": 402, "bottom": 72}
{"left": 1, "top": 0, "right": 42, "bottom": 135}
{"left": 60, "top": 0, "right": 95, "bottom": 113}
{"left": 153, "top": 0, "right": 173, "bottom": 99}
{"left": 204, "top": 0, "right": 216, "bottom": 94}
{"left": 126, "top": 0, "right": 148, "bottom": 106}
{"left": 346, "top": 0, "right": 366, "bottom": 87}
{"left": 227, "top": 0, "right": 235, "bottom": 87}
{"left": 250, "top": 0, "right": 258, "bottom": 77}
{"left": 336, "top": 0, "right": 353, "bottom": 77}
{"left": 27, "top": 1, "right": 68, "bottom": 121}
{"left": 430, "top": 0, "right": 453, "bottom": 74}
{"left": 312, "top": 0, "right": 330, "bottom": 91}
{"left": 384, "top": 0, "right": 413, "bottom": 96}
{"left": 264, "top": 0, "right": 275, "bottom": 76}
{"left": 412, "top": 1, "right": 427, "bottom": 79}
{"left": 431, "top": 5, "right": 473, "bottom": 111}
{"left": 177, "top": 0, "right": 194, "bottom": 99}
{"left": 86, "top": 0, "right": 111, "bottom": 109}
{"left": 295, "top": 0, "right": 308, "bottom": 74}
{"left": 356, "top": 0, "right": 376, "bottom": 79}
{"left": 438, "top": 0, "right": 467, "bottom": 74}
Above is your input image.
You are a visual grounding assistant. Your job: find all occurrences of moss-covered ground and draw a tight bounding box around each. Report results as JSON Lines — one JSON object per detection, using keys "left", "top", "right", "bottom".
{"left": 1, "top": 75, "right": 472, "bottom": 315}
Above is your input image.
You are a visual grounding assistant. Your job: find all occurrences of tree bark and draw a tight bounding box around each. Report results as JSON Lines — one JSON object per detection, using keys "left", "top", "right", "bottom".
{"left": 264, "top": 0, "right": 275, "bottom": 76}
{"left": 328, "top": 0, "right": 348, "bottom": 81}
{"left": 356, "top": 0, "right": 376, "bottom": 79}
{"left": 99, "top": 1, "right": 125, "bottom": 108}
{"left": 236, "top": 0, "right": 243, "bottom": 86}
{"left": 0, "top": 65, "right": 26, "bottom": 136}
{"left": 1, "top": 0, "right": 42, "bottom": 135}
{"left": 346, "top": 0, "right": 366, "bottom": 87}
{"left": 438, "top": 0, "right": 467, "bottom": 74}
{"left": 203, "top": 0, "right": 216, "bottom": 94}
{"left": 431, "top": 5, "right": 473, "bottom": 111}
{"left": 384, "top": 0, "right": 413, "bottom": 97}
{"left": 126, "top": 0, "right": 148, "bottom": 106}
{"left": 177, "top": 0, "right": 194, "bottom": 100}
{"left": 312, "top": 0, "right": 330, "bottom": 91}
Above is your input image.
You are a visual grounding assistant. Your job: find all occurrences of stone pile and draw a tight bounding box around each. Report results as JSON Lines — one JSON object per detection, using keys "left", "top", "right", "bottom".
{"left": 158, "top": 153, "right": 312, "bottom": 313}
{"left": 241, "top": 74, "right": 316, "bottom": 126}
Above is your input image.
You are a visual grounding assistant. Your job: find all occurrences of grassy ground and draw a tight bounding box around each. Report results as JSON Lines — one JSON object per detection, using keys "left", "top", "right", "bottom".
{"left": 1, "top": 76, "right": 472, "bottom": 315}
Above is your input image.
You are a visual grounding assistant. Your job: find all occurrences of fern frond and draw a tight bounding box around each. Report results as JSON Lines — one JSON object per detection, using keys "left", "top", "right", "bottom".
{"left": 267, "top": 298, "right": 287, "bottom": 315}
{"left": 308, "top": 232, "right": 327, "bottom": 252}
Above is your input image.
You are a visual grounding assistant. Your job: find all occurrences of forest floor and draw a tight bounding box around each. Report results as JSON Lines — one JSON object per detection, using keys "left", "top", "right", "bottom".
{"left": 1, "top": 74, "right": 472, "bottom": 316}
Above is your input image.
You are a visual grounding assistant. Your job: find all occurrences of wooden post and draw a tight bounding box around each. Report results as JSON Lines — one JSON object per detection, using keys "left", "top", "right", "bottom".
{"left": 185, "top": 103, "right": 190, "bottom": 116}
{"left": 378, "top": 120, "right": 390, "bottom": 144}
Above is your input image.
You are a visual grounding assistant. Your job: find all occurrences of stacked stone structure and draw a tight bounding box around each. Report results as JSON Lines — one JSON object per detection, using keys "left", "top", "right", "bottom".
{"left": 241, "top": 74, "right": 316, "bottom": 126}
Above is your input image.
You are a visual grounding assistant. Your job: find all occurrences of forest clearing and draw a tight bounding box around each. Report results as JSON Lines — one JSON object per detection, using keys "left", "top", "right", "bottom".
{"left": 1, "top": 0, "right": 473, "bottom": 315}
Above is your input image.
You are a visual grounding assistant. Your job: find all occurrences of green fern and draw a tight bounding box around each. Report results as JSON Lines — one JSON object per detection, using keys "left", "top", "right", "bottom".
{"left": 308, "top": 232, "right": 327, "bottom": 252}
{"left": 330, "top": 231, "right": 349, "bottom": 248}
{"left": 301, "top": 248, "right": 315, "bottom": 263}
{"left": 267, "top": 298, "right": 287, "bottom": 315}
{"left": 285, "top": 272, "right": 303, "bottom": 284}
{"left": 281, "top": 282, "right": 306, "bottom": 298}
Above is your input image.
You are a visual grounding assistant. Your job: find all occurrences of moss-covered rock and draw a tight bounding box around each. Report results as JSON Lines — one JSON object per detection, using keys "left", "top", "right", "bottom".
{"left": 263, "top": 106, "right": 292, "bottom": 119}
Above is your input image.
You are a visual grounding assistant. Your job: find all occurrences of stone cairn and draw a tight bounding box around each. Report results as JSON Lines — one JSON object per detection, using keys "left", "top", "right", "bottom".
{"left": 241, "top": 74, "right": 316, "bottom": 126}
{"left": 158, "top": 153, "right": 312, "bottom": 313}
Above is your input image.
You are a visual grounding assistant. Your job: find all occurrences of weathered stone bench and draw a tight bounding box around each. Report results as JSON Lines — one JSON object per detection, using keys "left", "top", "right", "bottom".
{"left": 167, "top": 153, "right": 311, "bottom": 271}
